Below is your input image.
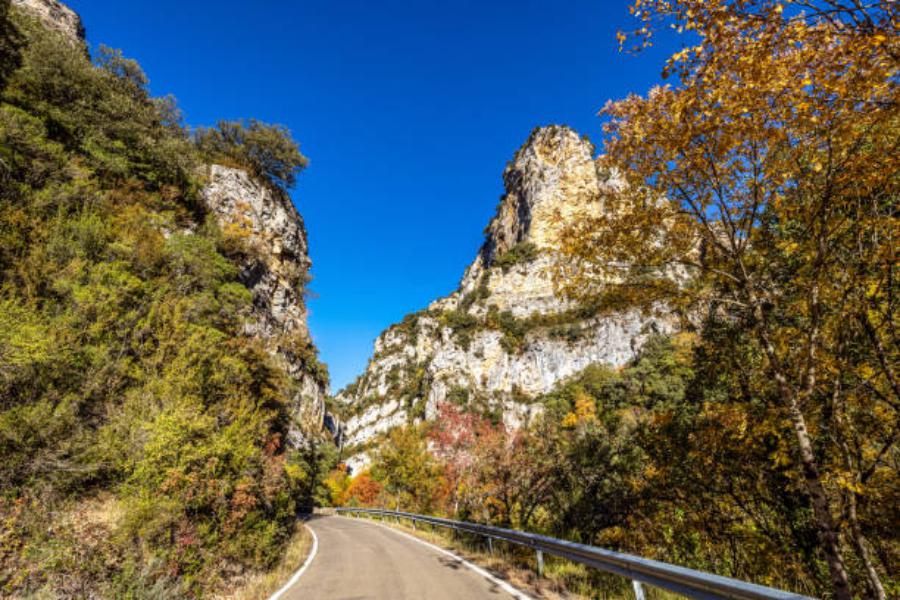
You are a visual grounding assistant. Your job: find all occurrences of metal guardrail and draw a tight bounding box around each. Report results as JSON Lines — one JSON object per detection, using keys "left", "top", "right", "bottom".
{"left": 335, "top": 507, "right": 816, "bottom": 600}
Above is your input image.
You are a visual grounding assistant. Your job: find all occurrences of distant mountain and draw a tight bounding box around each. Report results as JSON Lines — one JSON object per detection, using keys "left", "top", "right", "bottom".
{"left": 338, "top": 125, "right": 676, "bottom": 471}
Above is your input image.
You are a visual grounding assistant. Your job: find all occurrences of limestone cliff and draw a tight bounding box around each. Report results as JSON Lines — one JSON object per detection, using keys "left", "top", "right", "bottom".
{"left": 12, "top": 0, "right": 84, "bottom": 44}
{"left": 338, "top": 126, "right": 674, "bottom": 470}
{"left": 202, "top": 165, "right": 330, "bottom": 442}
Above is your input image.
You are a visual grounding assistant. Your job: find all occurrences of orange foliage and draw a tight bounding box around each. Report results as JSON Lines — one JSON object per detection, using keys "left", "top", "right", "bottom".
{"left": 341, "top": 471, "right": 383, "bottom": 507}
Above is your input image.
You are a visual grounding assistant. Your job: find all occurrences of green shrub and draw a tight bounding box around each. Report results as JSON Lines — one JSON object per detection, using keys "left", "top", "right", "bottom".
{"left": 440, "top": 309, "right": 478, "bottom": 350}
{"left": 492, "top": 241, "right": 538, "bottom": 272}
{"left": 0, "top": 0, "right": 24, "bottom": 92}
{"left": 194, "top": 119, "right": 307, "bottom": 190}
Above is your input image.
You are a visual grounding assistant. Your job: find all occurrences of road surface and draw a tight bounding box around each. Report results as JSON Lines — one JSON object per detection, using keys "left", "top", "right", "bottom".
{"left": 280, "top": 515, "right": 524, "bottom": 599}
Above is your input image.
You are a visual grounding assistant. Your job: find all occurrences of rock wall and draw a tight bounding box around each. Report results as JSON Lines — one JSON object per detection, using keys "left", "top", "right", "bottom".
{"left": 339, "top": 126, "right": 674, "bottom": 470}
{"left": 12, "top": 0, "right": 84, "bottom": 43}
{"left": 202, "top": 165, "right": 329, "bottom": 443}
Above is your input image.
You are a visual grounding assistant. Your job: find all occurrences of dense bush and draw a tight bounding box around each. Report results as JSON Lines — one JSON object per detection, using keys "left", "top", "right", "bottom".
{"left": 0, "top": 0, "right": 23, "bottom": 91}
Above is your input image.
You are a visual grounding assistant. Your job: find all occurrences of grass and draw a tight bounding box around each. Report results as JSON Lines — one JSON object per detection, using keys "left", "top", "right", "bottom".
{"left": 217, "top": 520, "right": 313, "bottom": 600}
{"left": 344, "top": 513, "right": 682, "bottom": 600}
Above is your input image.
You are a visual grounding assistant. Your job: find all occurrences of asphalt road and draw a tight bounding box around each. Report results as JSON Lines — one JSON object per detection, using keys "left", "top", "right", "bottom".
{"left": 281, "top": 515, "right": 525, "bottom": 600}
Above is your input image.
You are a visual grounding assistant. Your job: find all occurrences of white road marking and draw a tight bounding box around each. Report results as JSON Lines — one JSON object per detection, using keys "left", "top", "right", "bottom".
{"left": 355, "top": 516, "right": 534, "bottom": 600}
{"left": 268, "top": 522, "right": 319, "bottom": 600}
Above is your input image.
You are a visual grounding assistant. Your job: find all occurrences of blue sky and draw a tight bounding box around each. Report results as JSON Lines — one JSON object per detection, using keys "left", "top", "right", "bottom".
{"left": 66, "top": 0, "right": 680, "bottom": 391}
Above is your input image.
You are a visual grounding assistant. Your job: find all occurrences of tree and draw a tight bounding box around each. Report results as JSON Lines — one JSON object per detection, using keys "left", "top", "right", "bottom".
{"left": 194, "top": 119, "right": 308, "bottom": 190}
{"left": 292, "top": 438, "right": 339, "bottom": 512}
{"left": 428, "top": 402, "right": 490, "bottom": 517}
{"left": 556, "top": 2, "right": 898, "bottom": 598}
{"left": 371, "top": 425, "right": 443, "bottom": 512}
{"left": 341, "top": 470, "right": 383, "bottom": 507}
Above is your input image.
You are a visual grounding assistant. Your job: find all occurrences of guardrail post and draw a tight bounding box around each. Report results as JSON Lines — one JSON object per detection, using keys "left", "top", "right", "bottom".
{"left": 631, "top": 580, "right": 645, "bottom": 600}
{"left": 487, "top": 537, "right": 493, "bottom": 556}
{"left": 536, "top": 549, "right": 544, "bottom": 577}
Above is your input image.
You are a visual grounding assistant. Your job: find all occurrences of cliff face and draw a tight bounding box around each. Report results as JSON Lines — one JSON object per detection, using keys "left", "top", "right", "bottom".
{"left": 339, "top": 126, "right": 673, "bottom": 470}
{"left": 202, "top": 165, "right": 329, "bottom": 442}
{"left": 12, "top": 0, "right": 84, "bottom": 43}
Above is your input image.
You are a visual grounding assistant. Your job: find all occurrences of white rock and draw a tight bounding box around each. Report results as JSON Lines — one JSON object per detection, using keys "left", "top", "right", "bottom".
{"left": 202, "top": 165, "right": 328, "bottom": 443}
{"left": 13, "top": 0, "right": 84, "bottom": 45}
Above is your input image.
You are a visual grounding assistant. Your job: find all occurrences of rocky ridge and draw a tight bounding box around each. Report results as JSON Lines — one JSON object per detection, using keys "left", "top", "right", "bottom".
{"left": 202, "top": 165, "right": 331, "bottom": 442}
{"left": 338, "top": 126, "right": 675, "bottom": 471}
{"left": 12, "top": 0, "right": 83, "bottom": 44}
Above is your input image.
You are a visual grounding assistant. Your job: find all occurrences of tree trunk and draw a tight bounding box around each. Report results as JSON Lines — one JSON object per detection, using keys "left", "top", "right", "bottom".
{"left": 783, "top": 395, "right": 853, "bottom": 600}
{"left": 833, "top": 381, "right": 887, "bottom": 600}
{"left": 749, "top": 294, "right": 853, "bottom": 600}
{"left": 846, "top": 491, "right": 886, "bottom": 600}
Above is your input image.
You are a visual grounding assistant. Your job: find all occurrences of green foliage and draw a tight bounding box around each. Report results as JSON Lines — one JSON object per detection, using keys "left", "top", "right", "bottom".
{"left": 281, "top": 329, "right": 330, "bottom": 388}
{"left": 485, "top": 306, "right": 527, "bottom": 353}
{"left": 290, "top": 439, "right": 339, "bottom": 513}
{"left": 446, "top": 386, "right": 469, "bottom": 406}
{"left": 371, "top": 426, "right": 442, "bottom": 513}
{"left": 438, "top": 294, "right": 612, "bottom": 357}
{"left": 4, "top": 11, "right": 199, "bottom": 190}
{"left": 0, "top": 16, "right": 325, "bottom": 597}
{"left": 195, "top": 119, "right": 307, "bottom": 190}
{"left": 0, "top": 0, "right": 23, "bottom": 92}
{"left": 492, "top": 241, "right": 538, "bottom": 272}
{"left": 439, "top": 308, "right": 478, "bottom": 350}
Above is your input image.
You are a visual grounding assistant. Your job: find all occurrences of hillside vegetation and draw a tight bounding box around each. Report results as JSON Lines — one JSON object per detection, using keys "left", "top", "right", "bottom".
{"left": 0, "top": 2, "right": 334, "bottom": 596}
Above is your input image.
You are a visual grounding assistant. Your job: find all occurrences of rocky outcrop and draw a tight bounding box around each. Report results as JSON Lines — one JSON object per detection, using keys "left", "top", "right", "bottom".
{"left": 339, "top": 126, "right": 674, "bottom": 469}
{"left": 12, "top": 0, "right": 84, "bottom": 44}
{"left": 202, "top": 165, "right": 329, "bottom": 443}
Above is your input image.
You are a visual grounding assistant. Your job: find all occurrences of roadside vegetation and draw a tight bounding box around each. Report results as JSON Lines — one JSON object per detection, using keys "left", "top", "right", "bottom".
{"left": 0, "top": 2, "right": 335, "bottom": 597}
{"left": 223, "top": 522, "right": 313, "bottom": 600}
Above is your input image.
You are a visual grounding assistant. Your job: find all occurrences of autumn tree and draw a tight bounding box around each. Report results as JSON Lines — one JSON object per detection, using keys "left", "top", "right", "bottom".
{"left": 556, "top": 2, "right": 898, "bottom": 598}
{"left": 341, "top": 470, "right": 383, "bottom": 506}
{"left": 371, "top": 425, "right": 444, "bottom": 512}
{"left": 428, "top": 402, "right": 498, "bottom": 518}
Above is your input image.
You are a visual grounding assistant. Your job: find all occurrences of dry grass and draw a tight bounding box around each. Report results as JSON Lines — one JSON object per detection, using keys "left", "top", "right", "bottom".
{"left": 216, "top": 520, "right": 313, "bottom": 600}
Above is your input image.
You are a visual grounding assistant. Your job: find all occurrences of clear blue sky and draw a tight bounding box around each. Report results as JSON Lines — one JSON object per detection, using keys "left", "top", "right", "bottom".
{"left": 66, "top": 0, "right": 680, "bottom": 391}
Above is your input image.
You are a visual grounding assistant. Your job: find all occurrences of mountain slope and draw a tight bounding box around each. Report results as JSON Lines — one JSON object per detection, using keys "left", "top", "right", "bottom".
{"left": 0, "top": 1, "right": 332, "bottom": 596}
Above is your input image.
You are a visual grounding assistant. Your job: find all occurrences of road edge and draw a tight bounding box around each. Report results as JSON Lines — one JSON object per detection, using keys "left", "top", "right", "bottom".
{"left": 353, "top": 515, "right": 534, "bottom": 600}
{"left": 267, "top": 521, "right": 319, "bottom": 600}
